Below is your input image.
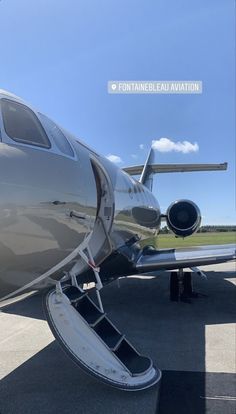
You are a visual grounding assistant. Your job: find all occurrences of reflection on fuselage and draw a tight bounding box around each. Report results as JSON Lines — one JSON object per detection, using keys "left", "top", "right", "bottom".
{"left": 0, "top": 92, "right": 161, "bottom": 300}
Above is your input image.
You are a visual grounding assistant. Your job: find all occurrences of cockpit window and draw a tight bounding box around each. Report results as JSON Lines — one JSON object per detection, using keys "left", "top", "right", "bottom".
{"left": 38, "top": 113, "right": 74, "bottom": 157}
{"left": 1, "top": 99, "right": 51, "bottom": 148}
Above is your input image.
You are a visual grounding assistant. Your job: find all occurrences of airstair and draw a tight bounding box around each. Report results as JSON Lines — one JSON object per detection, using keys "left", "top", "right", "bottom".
{"left": 44, "top": 234, "right": 161, "bottom": 390}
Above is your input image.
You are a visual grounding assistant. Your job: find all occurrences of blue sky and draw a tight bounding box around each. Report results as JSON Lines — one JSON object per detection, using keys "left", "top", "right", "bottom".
{"left": 0, "top": 0, "right": 235, "bottom": 224}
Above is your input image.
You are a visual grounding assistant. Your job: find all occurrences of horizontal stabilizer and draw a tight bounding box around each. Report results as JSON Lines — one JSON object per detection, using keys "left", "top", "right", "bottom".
{"left": 123, "top": 162, "right": 227, "bottom": 176}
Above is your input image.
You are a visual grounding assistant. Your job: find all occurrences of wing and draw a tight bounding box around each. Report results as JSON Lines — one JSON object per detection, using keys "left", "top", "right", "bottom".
{"left": 135, "top": 244, "right": 236, "bottom": 272}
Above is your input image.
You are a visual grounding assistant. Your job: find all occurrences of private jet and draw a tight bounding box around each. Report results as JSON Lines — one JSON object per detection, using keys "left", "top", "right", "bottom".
{"left": 0, "top": 89, "right": 235, "bottom": 390}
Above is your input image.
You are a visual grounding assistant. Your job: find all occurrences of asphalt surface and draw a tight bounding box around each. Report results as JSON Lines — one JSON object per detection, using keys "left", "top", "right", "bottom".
{"left": 0, "top": 262, "right": 235, "bottom": 414}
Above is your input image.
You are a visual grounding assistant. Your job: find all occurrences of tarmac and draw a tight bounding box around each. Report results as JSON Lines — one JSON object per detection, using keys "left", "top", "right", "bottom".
{"left": 0, "top": 262, "right": 235, "bottom": 414}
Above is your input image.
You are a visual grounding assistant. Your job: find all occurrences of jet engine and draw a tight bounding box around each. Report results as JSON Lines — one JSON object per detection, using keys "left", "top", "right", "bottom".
{"left": 165, "top": 199, "right": 201, "bottom": 237}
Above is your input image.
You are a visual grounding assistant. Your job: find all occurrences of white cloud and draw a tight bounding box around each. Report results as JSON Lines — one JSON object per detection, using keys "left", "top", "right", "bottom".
{"left": 152, "top": 137, "right": 199, "bottom": 154}
{"left": 106, "top": 154, "right": 123, "bottom": 164}
{"left": 139, "top": 144, "right": 144, "bottom": 150}
{"left": 131, "top": 153, "right": 138, "bottom": 159}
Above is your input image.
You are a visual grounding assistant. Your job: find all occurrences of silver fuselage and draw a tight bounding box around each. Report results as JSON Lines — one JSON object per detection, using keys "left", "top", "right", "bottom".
{"left": 0, "top": 91, "right": 161, "bottom": 300}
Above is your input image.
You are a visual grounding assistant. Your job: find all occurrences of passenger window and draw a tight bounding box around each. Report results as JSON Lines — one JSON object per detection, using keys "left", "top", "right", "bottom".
{"left": 38, "top": 113, "right": 74, "bottom": 157}
{"left": 1, "top": 99, "right": 51, "bottom": 148}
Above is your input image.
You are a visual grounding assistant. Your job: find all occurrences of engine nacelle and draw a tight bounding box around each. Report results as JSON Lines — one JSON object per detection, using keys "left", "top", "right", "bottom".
{"left": 166, "top": 199, "right": 201, "bottom": 237}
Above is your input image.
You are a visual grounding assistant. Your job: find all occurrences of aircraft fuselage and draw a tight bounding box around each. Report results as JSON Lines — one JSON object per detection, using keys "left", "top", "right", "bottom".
{"left": 0, "top": 91, "right": 161, "bottom": 299}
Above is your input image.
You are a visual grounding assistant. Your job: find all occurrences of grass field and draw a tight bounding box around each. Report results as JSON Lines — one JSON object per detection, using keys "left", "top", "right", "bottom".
{"left": 154, "top": 231, "right": 236, "bottom": 248}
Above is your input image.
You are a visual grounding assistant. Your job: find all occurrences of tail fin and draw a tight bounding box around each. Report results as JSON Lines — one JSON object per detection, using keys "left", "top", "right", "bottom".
{"left": 139, "top": 148, "right": 155, "bottom": 191}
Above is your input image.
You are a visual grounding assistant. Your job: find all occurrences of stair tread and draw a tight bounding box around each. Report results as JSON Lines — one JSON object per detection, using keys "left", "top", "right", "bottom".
{"left": 114, "top": 339, "right": 152, "bottom": 375}
{"left": 74, "top": 295, "right": 104, "bottom": 325}
{"left": 64, "top": 285, "right": 84, "bottom": 302}
{"left": 93, "top": 317, "right": 123, "bottom": 350}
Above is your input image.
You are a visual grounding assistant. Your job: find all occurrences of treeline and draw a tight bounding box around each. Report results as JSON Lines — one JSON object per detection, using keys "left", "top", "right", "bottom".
{"left": 160, "top": 225, "right": 236, "bottom": 234}
{"left": 197, "top": 225, "right": 236, "bottom": 233}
